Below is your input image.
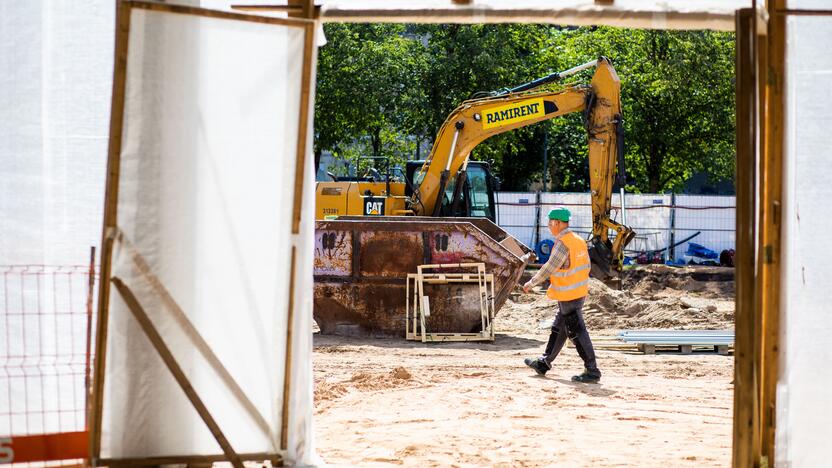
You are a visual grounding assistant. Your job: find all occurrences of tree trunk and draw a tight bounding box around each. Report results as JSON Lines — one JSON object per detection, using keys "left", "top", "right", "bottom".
{"left": 648, "top": 142, "right": 662, "bottom": 193}
{"left": 371, "top": 127, "right": 381, "bottom": 156}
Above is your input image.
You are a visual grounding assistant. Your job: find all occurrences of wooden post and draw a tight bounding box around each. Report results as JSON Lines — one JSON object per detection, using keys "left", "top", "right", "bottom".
{"left": 99, "top": 452, "right": 279, "bottom": 467}
{"left": 89, "top": 1, "right": 132, "bottom": 461}
{"left": 85, "top": 246, "right": 96, "bottom": 431}
{"left": 111, "top": 277, "right": 244, "bottom": 468}
{"left": 489, "top": 274, "right": 496, "bottom": 340}
{"left": 291, "top": 21, "right": 317, "bottom": 234}
{"left": 758, "top": 2, "right": 786, "bottom": 465}
{"left": 281, "top": 247, "right": 297, "bottom": 451}
{"left": 282, "top": 4, "right": 317, "bottom": 451}
{"left": 732, "top": 8, "right": 760, "bottom": 468}
{"left": 406, "top": 273, "right": 411, "bottom": 338}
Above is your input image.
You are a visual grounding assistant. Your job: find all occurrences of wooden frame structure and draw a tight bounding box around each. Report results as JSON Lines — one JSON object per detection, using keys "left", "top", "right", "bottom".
{"left": 406, "top": 263, "right": 496, "bottom": 342}
{"left": 87, "top": 0, "right": 823, "bottom": 465}
{"left": 288, "top": 3, "right": 781, "bottom": 464}
{"left": 88, "top": 1, "right": 317, "bottom": 466}
{"left": 232, "top": 3, "right": 795, "bottom": 464}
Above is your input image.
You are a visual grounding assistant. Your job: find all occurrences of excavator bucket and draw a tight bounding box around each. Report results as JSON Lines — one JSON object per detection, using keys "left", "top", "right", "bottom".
{"left": 314, "top": 216, "right": 533, "bottom": 337}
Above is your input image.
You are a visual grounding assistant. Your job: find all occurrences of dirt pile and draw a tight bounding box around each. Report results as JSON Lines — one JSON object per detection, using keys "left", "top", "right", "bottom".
{"left": 497, "top": 265, "right": 734, "bottom": 333}
{"left": 622, "top": 264, "right": 734, "bottom": 299}
{"left": 314, "top": 366, "right": 418, "bottom": 410}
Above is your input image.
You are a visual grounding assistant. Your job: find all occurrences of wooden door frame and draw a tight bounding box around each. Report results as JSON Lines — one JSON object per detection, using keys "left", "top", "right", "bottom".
{"left": 89, "top": 1, "right": 316, "bottom": 466}
{"left": 224, "top": 1, "right": 805, "bottom": 466}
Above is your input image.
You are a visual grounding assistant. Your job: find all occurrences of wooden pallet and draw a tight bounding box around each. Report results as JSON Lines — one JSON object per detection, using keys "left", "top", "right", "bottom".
{"left": 405, "top": 263, "right": 495, "bottom": 343}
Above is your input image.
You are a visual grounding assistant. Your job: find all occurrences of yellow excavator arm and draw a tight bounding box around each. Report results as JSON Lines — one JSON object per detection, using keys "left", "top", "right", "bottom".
{"left": 411, "top": 57, "right": 635, "bottom": 277}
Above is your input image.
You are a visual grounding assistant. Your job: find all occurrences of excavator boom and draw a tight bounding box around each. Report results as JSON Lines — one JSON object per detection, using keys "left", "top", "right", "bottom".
{"left": 411, "top": 86, "right": 588, "bottom": 216}
{"left": 411, "top": 57, "right": 635, "bottom": 277}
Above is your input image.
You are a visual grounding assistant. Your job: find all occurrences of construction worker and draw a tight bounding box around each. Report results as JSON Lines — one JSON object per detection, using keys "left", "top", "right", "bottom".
{"left": 522, "top": 207, "right": 602, "bottom": 383}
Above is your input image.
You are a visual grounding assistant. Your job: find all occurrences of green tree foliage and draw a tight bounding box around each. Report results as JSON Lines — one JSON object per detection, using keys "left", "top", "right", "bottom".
{"left": 315, "top": 24, "right": 427, "bottom": 175}
{"left": 558, "top": 28, "right": 736, "bottom": 192}
{"left": 314, "top": 24, "right": 735, "bottom": 193}
{"left": 414, "top": 24, "right": 570, "bottom": 191}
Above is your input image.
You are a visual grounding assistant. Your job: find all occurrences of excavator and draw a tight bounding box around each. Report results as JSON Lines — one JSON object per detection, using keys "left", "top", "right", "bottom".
{"left": 314, "top": 57, "right": 635, "bottom": 336}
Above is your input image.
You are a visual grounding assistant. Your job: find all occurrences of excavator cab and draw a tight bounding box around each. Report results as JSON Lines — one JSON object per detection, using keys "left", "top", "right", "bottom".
{"left": 404, "top": 160, "right": 499, "bottom": 222}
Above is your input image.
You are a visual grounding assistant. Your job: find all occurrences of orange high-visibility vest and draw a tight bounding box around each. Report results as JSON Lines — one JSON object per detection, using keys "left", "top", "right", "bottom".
{"left": 547, "top": 231, "right": 590, "bottom": 301}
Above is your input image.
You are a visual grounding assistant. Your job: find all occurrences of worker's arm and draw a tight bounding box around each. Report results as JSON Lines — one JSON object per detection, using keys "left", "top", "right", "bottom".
{"left": 523, "top": 240, "right": 569, "bottom": 293}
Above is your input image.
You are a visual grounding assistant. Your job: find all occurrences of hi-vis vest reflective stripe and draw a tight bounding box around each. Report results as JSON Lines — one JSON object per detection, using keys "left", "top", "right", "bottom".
{"left": 547, "top": 231, "right": 590, "bottom": 301}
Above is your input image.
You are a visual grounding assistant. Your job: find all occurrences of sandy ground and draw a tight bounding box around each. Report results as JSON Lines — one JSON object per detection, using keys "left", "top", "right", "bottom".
{"left": 313, "top": 265, "right": 735, "bottom": 467}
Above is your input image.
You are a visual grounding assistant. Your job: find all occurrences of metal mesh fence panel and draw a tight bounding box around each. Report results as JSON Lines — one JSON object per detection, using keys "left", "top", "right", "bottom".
{"left": 496, "top": 192, "right": 735, "bottom": 263}
{"left": 0, "top": 264, "right": 96, "bottom": 465}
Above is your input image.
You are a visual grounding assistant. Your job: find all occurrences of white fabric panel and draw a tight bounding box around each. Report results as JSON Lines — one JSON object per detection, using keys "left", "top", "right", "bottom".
{"left": 788, "top": 0, "right": 831, "bottom": 8}
{"left": 541, "top": 192, "right": 669, "bottom": 250}
{"left": 102, "top": 8, "right": 308, "bottom": 460}
{"left": 616, "top": 193, "right": 671, "bottom": 254}
{"left": 319, "top": 0, "right": 750, "bottom": 30}
{"left": 286, "top": 62, "right": 319, "bottom": 464}
{"left": 201, "top": 0, "right": 285, "bottom": 10}
{"left": 495, "top": 192, "right": 737, "bottom": 258}
{"left": 777, "top": 15, "right": 832, "bottom": 468}
{"left": 0, "top": 0, "right": 113, "bottom": 440}
{"left": 673, "top": 195, "right": 735, "bottom": 259}
{"left": 0, "top": 0, "right": 113, "bottom": 266}
{"left": 495, "top": 192, "right": 537, "bottom": 247}
{"left": 541, "top": 192, "right": 592, "bottom": 239}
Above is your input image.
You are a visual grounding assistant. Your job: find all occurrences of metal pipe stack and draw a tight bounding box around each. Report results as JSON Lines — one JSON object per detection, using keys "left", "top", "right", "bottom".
{"left": 618, "top": 330, "right": 734, "bottom": 346}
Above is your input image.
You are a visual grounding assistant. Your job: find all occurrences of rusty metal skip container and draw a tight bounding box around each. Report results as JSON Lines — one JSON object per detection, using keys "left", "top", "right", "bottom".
{"left": 314, "top": 216, "right": 533, "bottom": 337}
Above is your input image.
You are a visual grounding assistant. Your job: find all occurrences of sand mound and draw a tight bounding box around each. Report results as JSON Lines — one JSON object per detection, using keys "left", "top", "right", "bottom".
{"left": 498, "top": 265, "right": 734, "bottom": 333}
{"left": 314, "top": 380, "right": 349, "bottom": 403}
{"left": 315, "top": 367, "right": 417, "bottom": 407}
{"left": 348, "top": 370, "right": 414, "bottom": 390}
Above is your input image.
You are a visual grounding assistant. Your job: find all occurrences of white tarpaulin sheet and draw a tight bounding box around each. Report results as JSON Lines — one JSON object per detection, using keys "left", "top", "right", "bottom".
{"left": 777, "top": 12, "right": 832, "bottom": 468}
{"left": 0, "top": 1, "right": 113, "bottom": 267}
{"left": 672, "top": 195, "right": 734, "bottom": 260}
{"left": 317, "top": 0, "right": 752, "bottom": 30}
{"left": 100, "top": 6, "right": 315, "bottom": 464}
{"left": 0, "top": 0, "right": 114, "bottom": 442}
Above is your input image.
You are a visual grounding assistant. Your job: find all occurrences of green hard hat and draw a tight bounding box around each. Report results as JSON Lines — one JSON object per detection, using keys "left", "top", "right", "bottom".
{"left": 548, "top": 207, "right": 571, "bottom": 222}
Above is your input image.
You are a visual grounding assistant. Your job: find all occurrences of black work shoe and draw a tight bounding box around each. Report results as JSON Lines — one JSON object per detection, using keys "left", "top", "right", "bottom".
{"left": 524, "top": 357, "right": 550, "bottom": 376}
{"left": 571, "top": 369, "right": 601, "bottom": 383}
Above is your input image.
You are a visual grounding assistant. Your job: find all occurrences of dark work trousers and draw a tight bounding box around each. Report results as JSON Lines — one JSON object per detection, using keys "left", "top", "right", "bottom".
{"left": 541, "top": 297, "right": 600, "bottom": 373}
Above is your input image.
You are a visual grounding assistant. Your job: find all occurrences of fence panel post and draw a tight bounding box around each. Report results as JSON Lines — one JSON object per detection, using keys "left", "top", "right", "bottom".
{"left": 668, "top": 193, "right": 677, "bottom": 261}
{"left": 533, "top": 191, "right": 542, "bottom": 250}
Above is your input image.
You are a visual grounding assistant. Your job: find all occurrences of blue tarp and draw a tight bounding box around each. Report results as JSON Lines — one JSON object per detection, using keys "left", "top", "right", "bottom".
{"left": 685, "top": 242, "right": 718, "bottom": 259}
